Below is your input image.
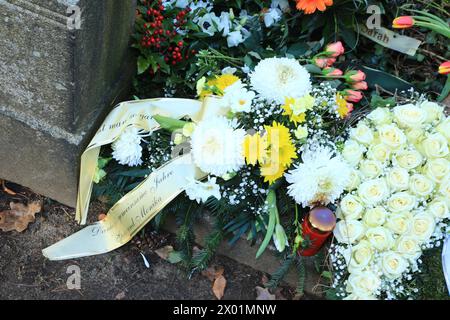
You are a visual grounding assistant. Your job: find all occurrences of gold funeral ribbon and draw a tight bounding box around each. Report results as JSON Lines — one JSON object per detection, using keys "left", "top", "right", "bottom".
{"left": 43, "top": 96, "right": 227, "bottom": 260}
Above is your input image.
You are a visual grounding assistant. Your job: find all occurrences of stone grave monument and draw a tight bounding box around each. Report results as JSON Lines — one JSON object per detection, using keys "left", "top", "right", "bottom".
{"left": 0, "top": 0, "right": 137, "bottom": 206}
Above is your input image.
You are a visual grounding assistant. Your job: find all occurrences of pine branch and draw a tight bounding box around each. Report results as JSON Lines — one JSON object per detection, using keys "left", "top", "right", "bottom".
{"left": 295, "top": 257, "right": 306, "bottom": 296}
{"left": 265, "top": 254, "right": 295, "bottom": 289}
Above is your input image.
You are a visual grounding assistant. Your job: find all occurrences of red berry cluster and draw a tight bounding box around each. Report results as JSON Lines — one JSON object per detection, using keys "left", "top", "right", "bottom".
{"left": 137, "top": 0, "right": 196, "bottom": 73}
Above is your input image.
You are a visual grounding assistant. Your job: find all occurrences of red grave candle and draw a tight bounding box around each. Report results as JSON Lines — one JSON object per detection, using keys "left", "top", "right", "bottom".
{"left": 299, "top": 207, "right": 336, "bottom": 257}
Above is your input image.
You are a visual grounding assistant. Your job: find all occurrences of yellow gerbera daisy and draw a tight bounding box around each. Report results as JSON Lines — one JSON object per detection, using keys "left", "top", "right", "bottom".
{"left": 260, "top": 163, "right": 286, "bottom": 185}
{"left": 243, "top": 133, "right": 268, "bottom": 165}
{"left": 208, "top": 74, "right": 239, "bottom": 92}
{"left": 261, "top": 122, "right": 298, "bottom": 184}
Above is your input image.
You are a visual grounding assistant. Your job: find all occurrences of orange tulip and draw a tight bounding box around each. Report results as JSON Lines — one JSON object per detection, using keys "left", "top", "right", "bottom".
{"left": 392, "top": 16, "right": 415, "bottom": 29}
{"left": 438, "top": 61, "right": 450, "bottom": 75}
{"left": 296, "top": 0, "right": 333, "bottom": 14}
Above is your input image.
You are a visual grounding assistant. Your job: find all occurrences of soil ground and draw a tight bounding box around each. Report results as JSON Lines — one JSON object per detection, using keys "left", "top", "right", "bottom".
{"left": 0, "top": 182, "right": 296, "bottom": 300}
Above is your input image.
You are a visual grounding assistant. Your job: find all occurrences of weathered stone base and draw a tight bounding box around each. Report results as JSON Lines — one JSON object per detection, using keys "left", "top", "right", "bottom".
{"left": 0, "top": 111, "right": 83, "bottom": 206}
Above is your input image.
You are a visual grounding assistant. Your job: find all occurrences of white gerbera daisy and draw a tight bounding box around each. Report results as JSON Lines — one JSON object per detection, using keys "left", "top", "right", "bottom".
{"left": 191, "top": 116, "right": 246, "bottom": 176}
{"left": 185, "top": 176, "right": 221, "bottom": 203}
{"left": 250, "top": 57, "right": 312, "bottom": 104}
{"left": 112, "top": 127, "right": 149, "bottom": 167}
{"left": 223, "top": 80, "right": 255, "bottom": 113}
{"left": 285, "top": 145, "right": 350, "bottom": 207}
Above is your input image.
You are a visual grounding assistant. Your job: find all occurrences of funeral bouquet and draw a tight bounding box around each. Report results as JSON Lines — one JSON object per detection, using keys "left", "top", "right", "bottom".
{"left": 91, "top": 42, "right": 369, "bottom": 270}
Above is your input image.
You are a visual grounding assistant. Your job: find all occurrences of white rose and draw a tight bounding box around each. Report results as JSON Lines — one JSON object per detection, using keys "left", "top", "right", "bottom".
{"left": 362, "top": 206, "right": 387, "bottom": 228}
{"left": 424, "top": 158, "right": 450, "bottom": 183}
{"left": 427, "top": 197, "right": 449, "bottom": 219}
{"left": 386, "top": 192, "right": 416, "bottom": 213}
{"left": 339, "top": 194, "right": 364, "bottom": 220}
{"left": 367, "top": 108, "right": 391, "bottom": 125}
{"left": 345, "top": 169, "right": 361, "bottom": 191}
{"left": 405, "top": 128, "right": 425, "bottom": 145}
{"left": 380, "top": 251, "right": 408, "bottom": 279}
{"left": 393, "top": 104, "right": 427, "bottom": 128}
{"left": 436, "top": 117, "right": 450, "bottom": 142}
{"left": 420, "top": 101, "right": 444, "bottom": 123}
{"left": 396, "top": 235, "right": 421, "bottom": 260}
{"left": 421, "top": 133, "right": 448, "bottom": 159}
{"left": 342, "top": 140, "right": 365, "bottom": 166}
{"left": 359, "top": 160, "right": 383, "bottom": 179}
{"left": 385, "top": 212, "right": 413, "bottom": 235}
{"left": 379, "top": 124, "right": 407, "bottom": 149}
{"left": 386, "top": 167, "right": 409, "bottom": 192}
{"left": 409, "top": 174, "right": 434, "bottom": 198}
{"left": 395, "top": 149, "right": 423, "bottom": 170}
{"left": 411, "top": 212, "right": 435, "bottom": 242}
{"left": 357, "top": 178, "right": 389, "bottom": 205}
{"left": 365, "top": 226, "right": 394, "bottom": 251}
{"left": 334, "top": 220, "right": 365, "bottom": 244}
{"left": 345, "top": 240, "right": 374, "bottom": 272}
{"left": 367, "top": 143, "right": 391, "bottom": 163}
{"left": 346, "top": 270, "right": 381, "bottom": 298}
{"left": 344, "top": 293, "right": 377, "bottom": 300}
{"left": 439, "top": 175, "right": 450, "bottom": 200}
{"left": 350, "top": 123, "right": 374, "bottom": 145}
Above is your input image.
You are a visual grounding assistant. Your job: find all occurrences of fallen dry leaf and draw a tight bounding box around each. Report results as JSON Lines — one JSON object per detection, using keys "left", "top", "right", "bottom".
{"left": 202, "top": 265, "right": 225, "bottom": 282}
{"left": 201, "top": 267, "right": 217, "bottom": 282}
{"left": 115, "top": 291, "right": 126, "bottom": 300}
{"left": 212, "top": 275, "right": 227, "bottom": 300}
{"left": 1, "top": 180, "right": 16, "bottom": 195}
{"left": 154, "top": 245, "right": 174, "bottom": 261}
{"left": 274, "top": 287, "right": 287, "bottom": 300}
{"left": 255, "top": 286, "right": 276, "bottom": 300}
{"left": 0, "top": 201, "right": 41, "bottom": 232}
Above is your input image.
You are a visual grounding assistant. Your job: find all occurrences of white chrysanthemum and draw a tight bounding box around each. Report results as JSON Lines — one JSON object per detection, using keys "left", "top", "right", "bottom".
{"left": 185, "top": 176, "right": 221, "bottom": 204}
{"left": 191, "top": 116, "right": 246, "bottom": 176}
{"left": 111, "top": 127, "right": 148, "bottom": 167}
{"left": 250, "top": 57, "right": 312, "bottom": 104}
{"left": 285, "top": 145, "right": 351, "bottom": 207}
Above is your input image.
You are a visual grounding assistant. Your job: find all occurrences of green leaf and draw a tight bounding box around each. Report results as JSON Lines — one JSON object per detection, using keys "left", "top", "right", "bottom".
{"left": 304, "top": 64, "right": 322, "bottom": 74}
{"left": 321, "top": 271, "right": 332, "bottom": 280}
{"left": 361, "top": 66, "right": 414, "bottom": 92}
{"left": 370, "top": 94, "right": 396, "bottom": 108}
{"left": 153, "top": 114, "right": 188, "bottom": 132}
{"left": 341, "top": 25, "right": 357, "bottom": 50}
{"left": 137, "top": 56, "right": 151, "bottom": 75}
{"left": 438, "top": 75, "right": 450, "bottom": 102}
{"left": 256, "top": 190, "right": 278, "bottom": 259}
{"left": 168, "top": 251, "right": 183, "bottom": 264}
{"left": 287, "top": 42, "right": 309, "bottom": 57}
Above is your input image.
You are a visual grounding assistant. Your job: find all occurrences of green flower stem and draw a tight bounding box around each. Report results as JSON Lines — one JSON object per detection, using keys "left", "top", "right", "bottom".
{"left": 414, "top": 21, "right": 450, "bottom": 38}
{"left": 438, "top": 75, "right": 450, "bottom": 102}
{"left": 256, "top": 189, "right": 278, "bottom": 259}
